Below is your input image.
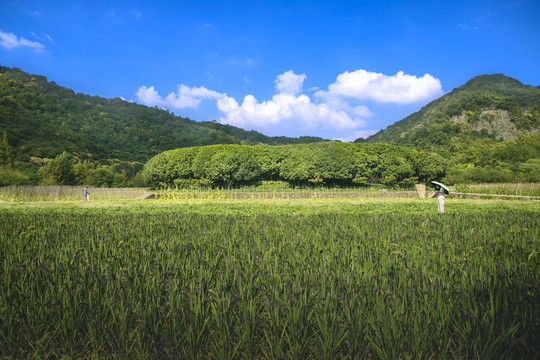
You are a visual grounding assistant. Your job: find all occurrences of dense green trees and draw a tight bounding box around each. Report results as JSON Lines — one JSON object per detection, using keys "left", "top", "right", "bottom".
{"left": 145, "top": 136, "right": 539, "bottom": 188}
{"left": 2, "top": 67, "right": 539, "bottom": 188}
{"left": 0, "top": 131, "right": 13, "bottom": 167}
{"left": 3, "top": 149, "right": 145, "bottom": 187}
{"left": 0, "top": 130, "right": 31, "bottom": 186}
{"left": 363, "top": 74, "right": 540, "bottom": 184}
{"left": 143, "top": 142, "right": 447, "bottom": 188}
{"left": 442, "top": 134, "right": 540, "bottom": 183}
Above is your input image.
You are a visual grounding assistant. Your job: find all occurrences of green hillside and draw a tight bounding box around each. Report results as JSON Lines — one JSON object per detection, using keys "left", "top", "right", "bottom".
{"left": 0, "top": 66, "right": 324, "bottom": 163}
{"left": 363, "top": 74, "right": 540, "bottom": 152}
{"left": 1, "top": 67, "right": 538, "bottom": 187}
{"left": 362, "top": 74, "right": 540, "bottom": 183}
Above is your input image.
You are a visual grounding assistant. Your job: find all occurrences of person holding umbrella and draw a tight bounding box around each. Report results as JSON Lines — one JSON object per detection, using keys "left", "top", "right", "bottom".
{"left": 431, "top": 181, "right": 449, "bottom": 214}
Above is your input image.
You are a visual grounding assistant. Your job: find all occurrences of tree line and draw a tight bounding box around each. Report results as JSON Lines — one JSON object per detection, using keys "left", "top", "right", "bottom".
{"left": 0, "top": 131, "right": 145, "bottom": 187}
{"left": 142, "top": 142, "right": 447, "bottom": 189}
{"left": 3, "top": 128, "right": 538, "bottom": 188}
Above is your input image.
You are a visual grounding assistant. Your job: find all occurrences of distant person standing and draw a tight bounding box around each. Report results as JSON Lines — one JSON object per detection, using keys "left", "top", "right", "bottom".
{"left": 435, "top": 186, "right": 444, "bottom": 213}
{"left": 84, "top": 187, "right": 90, "bottom": 201}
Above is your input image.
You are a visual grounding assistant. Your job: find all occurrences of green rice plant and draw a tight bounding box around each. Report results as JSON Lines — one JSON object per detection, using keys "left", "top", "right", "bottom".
{"left": 453, "top": 183, "right": 540, "bottom": 197}
{"left": 0, "top": 200, "right": 538, "bottom": 359}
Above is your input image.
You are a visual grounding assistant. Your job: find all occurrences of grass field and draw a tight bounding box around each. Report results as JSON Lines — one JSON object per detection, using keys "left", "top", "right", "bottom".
{"left": 1, "top": 197, "right": 539, "bottom": 359}
{"left": 451, "top": 183, "right": 540, "bottom": 197}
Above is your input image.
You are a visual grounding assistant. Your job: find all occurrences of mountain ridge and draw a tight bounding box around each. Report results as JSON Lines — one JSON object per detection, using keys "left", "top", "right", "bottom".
{"left": 0, "top": 65, "right": 325, "bottom": 163}
{"left": 362, "top": 74, "right": 540, "bottom": 151}
{"left": 1, "top": 67, "right": 539, "bottom": 185}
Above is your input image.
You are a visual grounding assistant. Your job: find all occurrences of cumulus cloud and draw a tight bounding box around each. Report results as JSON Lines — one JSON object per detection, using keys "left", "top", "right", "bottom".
{"left": 274, "top": 70, "right": 306, "bottom": 95}
{"left": 135, "top": 86, "right": 166, "bottom": 107}
{"left": 217, "top": 92, "right": 365, "bottom": 132}
{"left": 215, "top": 71, "right": 366, "bottom": 133}
{"left": 136, "top": 84, "right": 224, "bottom": 109}
{"left": 165, "top": 85, "right": 224, "bottom": 109}
{"left": 136, "top": 71, "right": 367, "bottom": 135}
{"left": 316, "top": 69, "right": 443, "bottom": 104}
{"left": 136, "top": 69, "right": 442, "bottom": 140}
{"left": 0, "top": 30, "right": 45, "bottom": 51}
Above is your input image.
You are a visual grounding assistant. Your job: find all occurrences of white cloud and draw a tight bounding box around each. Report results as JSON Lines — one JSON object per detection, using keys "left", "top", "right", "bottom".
{"left": 136, "top": 86, "right": 166, "bottom": 107}
{"left": 216, "top": 71, "right": 365, "bottom": 133}
{"left": 322, "top": 96, "right": 373, "bottom": 118}
{"left": 316, "top": 69, "right": 443, "bottom": 104}
{"left": 217, "top": 92, "right": 364, "bottom": 132}
{"left": 136, "top": 84, "right": 225, "bottom": 109}
{"left": 165, "top": 85, "right": 224, "bottom": 109}
{"left": 135, "top": 69, "right": 442, "bottom": 140}
{"left": 0, "top": 30, "right": 45, "bottom": 51}
{"left": 136, "top": 71, "right": 367, "bottom": 136}
{"left": 275, "top": 70, "right": 306, "bottom": 95}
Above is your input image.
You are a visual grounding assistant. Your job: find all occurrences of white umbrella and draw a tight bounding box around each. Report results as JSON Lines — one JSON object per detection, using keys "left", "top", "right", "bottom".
{"left": 431, "top": 181, "right": 449, "bottom": 194}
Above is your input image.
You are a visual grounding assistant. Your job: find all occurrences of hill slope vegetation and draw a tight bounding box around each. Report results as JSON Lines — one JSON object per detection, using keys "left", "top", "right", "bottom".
{"left": 362, "top": 74, "right": 540, "bottom": 183}
{"left": 0, "top": 66, "right": 323, "bottom": 163}
{"left": 1, "top": 67, "right": 539, "bottom": 187}
{"left": 364, "top": 74, "right": 539, "bottom": 150}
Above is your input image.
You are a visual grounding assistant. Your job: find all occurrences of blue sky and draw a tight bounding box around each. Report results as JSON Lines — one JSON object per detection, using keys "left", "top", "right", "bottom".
{"left": 1, "top": 0, "right": 539, "bottom": 141}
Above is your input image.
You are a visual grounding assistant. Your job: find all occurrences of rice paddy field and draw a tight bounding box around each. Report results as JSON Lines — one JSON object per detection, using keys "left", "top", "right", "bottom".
{"left": 0, "top": 196, "right": 539, "bottom": 359}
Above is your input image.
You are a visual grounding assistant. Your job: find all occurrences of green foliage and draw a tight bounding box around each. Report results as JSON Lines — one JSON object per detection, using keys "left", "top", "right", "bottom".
{"left": 71, "top": 159, "right": 95, "bottom": 184}
{"left": 0, "top": 166, "right": 30, "bottom": 186}
{"left": 86, "top": 167, "right": 116, "bottom": 187}
{"left": 0, "top": 131, "right": 13, "bottom": 167}
{"left": 312, "top": 142, "right": 355, "bottom": 183}
{"left": 40, "top": 151, "right": 75, "bottom": 185}
{"left": 1, "top": 203, "right": 538, "bottom": 358}
{"left": 6, "top": 152, "right": 144, "bottom": 187}
{"left": 143, "top": 142, "right": 447, "bottom": 188}
{"left": 279, "top": 145, "right": 316, "bottom": 184}
{"left": 518, "top": 159, "right": 540, "bottom": 182}
{"left": 414, "top": 152, "right": 447, "bottom": 182}
{"left": 352, "top": 174, "right": 368, "bottom": 185}
{"left": 308, "top": 173, "right": 325, "bottom": 187}
{"left": 441, "top": 134, "right": 540, "bottom": 184}
{"left": 364, "top": 74, "right": 540, "bottom": 183}
{"left": 173, "top": 177, "right": 213, "bottom": 190}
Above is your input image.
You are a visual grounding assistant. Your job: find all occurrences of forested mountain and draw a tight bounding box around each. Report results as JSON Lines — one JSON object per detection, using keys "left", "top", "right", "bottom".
{"left": 0, "top": 66, "right": 324, "bottom": 163}
{"left": 1, "top": 66, "right": 538, "bottom": 187}
{"left": 361, "top": 74, "right": 540, "bottom": 183}
{"left": 363, "top": 74, "right": 540, "bottom": 151}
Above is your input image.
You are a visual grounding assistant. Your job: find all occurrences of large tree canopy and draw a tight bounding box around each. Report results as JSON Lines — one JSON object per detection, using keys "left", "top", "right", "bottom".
{"left": 143, "top": 142, "right": 447, "bottom": 188}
